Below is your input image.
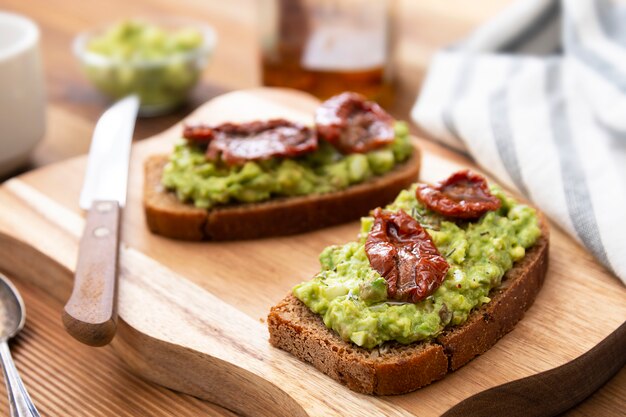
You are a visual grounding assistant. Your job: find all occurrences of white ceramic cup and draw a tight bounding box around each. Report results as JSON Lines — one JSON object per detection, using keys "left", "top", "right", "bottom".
{"left": 0, "top": 12, "right": 45, "bottom": 177}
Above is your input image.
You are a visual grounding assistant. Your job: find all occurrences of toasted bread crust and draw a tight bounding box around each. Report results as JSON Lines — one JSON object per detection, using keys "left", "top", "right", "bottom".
{"left": 143, "top": 149, "right": 421, "bottom": 240}
{"left": 267, "top": 216, "right": 549, "bottom": 395}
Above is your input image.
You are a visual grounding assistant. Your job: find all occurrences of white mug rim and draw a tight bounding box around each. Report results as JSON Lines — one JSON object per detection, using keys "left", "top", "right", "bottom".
{"left": 0, "top": 12, "right": 40, "bottom": 61}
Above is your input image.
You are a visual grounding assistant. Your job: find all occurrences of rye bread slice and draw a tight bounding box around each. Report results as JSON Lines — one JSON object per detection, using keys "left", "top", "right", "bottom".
{"left": 268, "top": 215, "right": 549, "bottom": 395}
{"left": 143, "top": 148, "right": 421, "bottom": 240}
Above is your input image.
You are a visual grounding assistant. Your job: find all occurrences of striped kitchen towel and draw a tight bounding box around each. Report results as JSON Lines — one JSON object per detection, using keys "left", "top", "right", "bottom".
{"left": 412, "top": 0, "right": 626, "bottom": 285}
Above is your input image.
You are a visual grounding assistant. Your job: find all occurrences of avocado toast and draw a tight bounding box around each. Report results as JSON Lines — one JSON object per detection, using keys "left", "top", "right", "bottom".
{"left": 144, "top": 93, "right": 421, "bottom": 240}
{"left": 268, "top": 172, "right": 549, "bottom": 395}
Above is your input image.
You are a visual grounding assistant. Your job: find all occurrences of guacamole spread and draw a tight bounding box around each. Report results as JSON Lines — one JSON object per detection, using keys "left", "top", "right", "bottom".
{"left": 293, "top": 185, "right": 541, "bottom": 349}
{"left": 162, "top": 122, "right": 413, "bottom": 209}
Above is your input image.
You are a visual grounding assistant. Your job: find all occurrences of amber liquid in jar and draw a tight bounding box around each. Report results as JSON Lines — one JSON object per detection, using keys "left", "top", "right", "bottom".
{"left": 259, "top": 0, "right": 393, "bottom": 106}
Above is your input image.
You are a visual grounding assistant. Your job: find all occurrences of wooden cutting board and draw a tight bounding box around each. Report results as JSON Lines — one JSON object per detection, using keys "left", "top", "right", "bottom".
{"left": 0, "top": 89, "right": 624, "bottom": 417}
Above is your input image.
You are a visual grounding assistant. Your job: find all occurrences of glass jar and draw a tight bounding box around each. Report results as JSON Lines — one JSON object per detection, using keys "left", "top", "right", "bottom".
{"left": 259, "top": 0, "right": 393, "bottom": 107}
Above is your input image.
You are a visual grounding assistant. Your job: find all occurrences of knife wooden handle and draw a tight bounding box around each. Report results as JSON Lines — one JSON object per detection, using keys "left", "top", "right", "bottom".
{"left": 63, "top": 200, "right": 120, "bottom": 347}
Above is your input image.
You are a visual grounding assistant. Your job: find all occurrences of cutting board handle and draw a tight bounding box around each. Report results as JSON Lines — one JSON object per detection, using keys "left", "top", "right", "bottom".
{"left": 63, "top": 200, "right": 120, "bottom": 347}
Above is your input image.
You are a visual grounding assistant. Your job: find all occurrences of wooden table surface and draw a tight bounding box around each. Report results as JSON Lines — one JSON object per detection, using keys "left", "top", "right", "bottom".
{"left": 0, "top": 0, "right": 623, "bottom": 415}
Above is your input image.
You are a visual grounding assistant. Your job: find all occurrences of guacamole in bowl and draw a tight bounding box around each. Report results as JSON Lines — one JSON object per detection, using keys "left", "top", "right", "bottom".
{"left": 74, "top": 19, "right": 216, "bottom": 116}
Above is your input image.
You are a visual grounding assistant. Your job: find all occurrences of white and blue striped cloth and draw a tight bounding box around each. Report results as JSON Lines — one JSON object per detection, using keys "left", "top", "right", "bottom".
{"left": 413, "top": 0, "right": 626, "bottom": 285}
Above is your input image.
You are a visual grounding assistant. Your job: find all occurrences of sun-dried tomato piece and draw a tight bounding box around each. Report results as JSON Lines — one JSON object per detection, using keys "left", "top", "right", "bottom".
{"left": 315, "top": 92, "right": 395, "bottom": 154}
{"left": 184, "top": 119, "right": 318, "bottom": 166}
{"left": 183, "top": 124, "right": 216, "bottom": 142}
{"left": 365, "top": 208, "right": 449, "bottom": 303}
{"left": 416, "top": 170, "right": 502, "bottom": 219}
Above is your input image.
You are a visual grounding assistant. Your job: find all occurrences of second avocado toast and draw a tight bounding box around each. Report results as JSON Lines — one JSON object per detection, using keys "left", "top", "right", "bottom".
{"left": 144, "top": 92, "right": 420, "bottom": 240}
{"left": 268, "top": 170, "right": 549, "bottom": 395}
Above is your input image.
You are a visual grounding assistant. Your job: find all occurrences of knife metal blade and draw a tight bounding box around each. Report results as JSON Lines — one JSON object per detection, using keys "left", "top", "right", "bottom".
{"left": 79, "top": 95, "right": 139, "bottom": 209}
{"left": 63, "top": 95, "right": 138, "bottom": 347}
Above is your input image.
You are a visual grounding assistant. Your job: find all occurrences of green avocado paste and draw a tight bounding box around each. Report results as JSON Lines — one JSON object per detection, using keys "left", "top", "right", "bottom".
{"left": 161, "top": 122, "right": 413, "bottom": 209}
{"left": 293, "top": 185, "right": 541, "bottom": 349}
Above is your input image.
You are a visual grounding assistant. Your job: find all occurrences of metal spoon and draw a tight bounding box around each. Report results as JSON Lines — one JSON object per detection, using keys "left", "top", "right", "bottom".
{"left": 0, "top": 273, "right": 40, "bottom": 417}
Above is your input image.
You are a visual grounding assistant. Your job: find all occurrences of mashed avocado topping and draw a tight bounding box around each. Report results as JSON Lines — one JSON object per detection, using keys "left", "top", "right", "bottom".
{"left": 293, "top": 185, "right": 541, "bottom": 349}
{"left": 161, "top": 122, "right": 413, "bottom": 208}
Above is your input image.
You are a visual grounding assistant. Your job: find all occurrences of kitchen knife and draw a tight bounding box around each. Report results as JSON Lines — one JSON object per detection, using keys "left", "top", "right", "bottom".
{"left": 62, "top": 95, "right": 139, "bottom": 347}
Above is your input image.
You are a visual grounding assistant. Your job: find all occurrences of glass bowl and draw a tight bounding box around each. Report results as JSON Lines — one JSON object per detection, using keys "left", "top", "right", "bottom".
{"left": 73, "top": 18, "right": 217, "bottom": 116}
